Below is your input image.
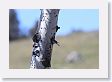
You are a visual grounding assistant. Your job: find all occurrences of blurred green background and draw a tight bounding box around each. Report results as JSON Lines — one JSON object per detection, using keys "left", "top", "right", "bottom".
{"left": 9, "top": 31, "right": 99, "bottom": 69}
{"left": 9, "top": 9, "right": 99, "bottom": 69}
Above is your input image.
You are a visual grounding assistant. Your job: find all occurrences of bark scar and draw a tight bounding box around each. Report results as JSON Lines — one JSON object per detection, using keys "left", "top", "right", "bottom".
{"left": 32, "top": 33, "right": 41, "bottom": 43}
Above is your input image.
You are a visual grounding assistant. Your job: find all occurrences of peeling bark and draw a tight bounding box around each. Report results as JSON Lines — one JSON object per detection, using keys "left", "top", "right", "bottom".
{"left": 30, "top": 9, "right": 60, "bottom": 69}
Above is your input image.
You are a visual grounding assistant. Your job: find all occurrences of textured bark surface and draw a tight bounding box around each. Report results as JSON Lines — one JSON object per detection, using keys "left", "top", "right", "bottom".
{"left": 30, "top": 9, "right": 60, "bottom": 69}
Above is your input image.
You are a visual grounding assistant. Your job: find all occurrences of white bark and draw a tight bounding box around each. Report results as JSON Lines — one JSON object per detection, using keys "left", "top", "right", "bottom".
{"left": 30, "top": 9, "right": 60, "bottom": 69}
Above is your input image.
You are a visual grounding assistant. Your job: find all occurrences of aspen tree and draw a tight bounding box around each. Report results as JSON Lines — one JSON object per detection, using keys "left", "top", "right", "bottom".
{"left": 30, "top": 9, "right": 60, "bottom": 69}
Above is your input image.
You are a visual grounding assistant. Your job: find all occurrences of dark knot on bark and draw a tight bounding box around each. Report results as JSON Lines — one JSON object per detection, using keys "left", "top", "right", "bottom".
{"left": 32, "top": 33, "right": 41, "bottom": 43}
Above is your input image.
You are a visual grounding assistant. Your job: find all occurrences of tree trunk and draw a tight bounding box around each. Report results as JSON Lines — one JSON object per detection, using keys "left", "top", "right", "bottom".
{"left": 30, "top": 9, "right": 60, "bottom": 69}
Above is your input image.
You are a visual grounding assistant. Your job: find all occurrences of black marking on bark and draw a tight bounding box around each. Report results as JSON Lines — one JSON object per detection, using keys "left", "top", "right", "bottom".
{"left": 42, "top": 16, "right": 46, "bottom": 21}
{"left": 33, "top": 44, "right": 35, "bottom": 47}
{"left": 32, "top": 33, "right": 41, "bottom": 43}
{"left": 33, "top": 50, "right": 40, "bottom": 57}
{"left": 33, "top": 43, "right": 38, "bottom": 48}
{"left": 45, "top": 13, "right": 48, "bottom": 15}
{"left": 40, "top": 40, "right": 42, "bottom": 42}
{"left": 36, "top": 50, "right": 39, "bottom": 53}
{"left": 34, "top": 45, "right": 38, "bottom": 48}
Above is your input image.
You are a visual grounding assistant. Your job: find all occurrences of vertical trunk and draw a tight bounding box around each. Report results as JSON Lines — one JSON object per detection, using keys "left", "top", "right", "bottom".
{"left": 30, "top": 9, "right": 60, "bottom": 69}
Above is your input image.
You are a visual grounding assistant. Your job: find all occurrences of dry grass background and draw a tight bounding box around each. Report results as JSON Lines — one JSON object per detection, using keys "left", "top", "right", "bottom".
{"left": 9, "top": 31, "right": 99, "bottom": 69}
